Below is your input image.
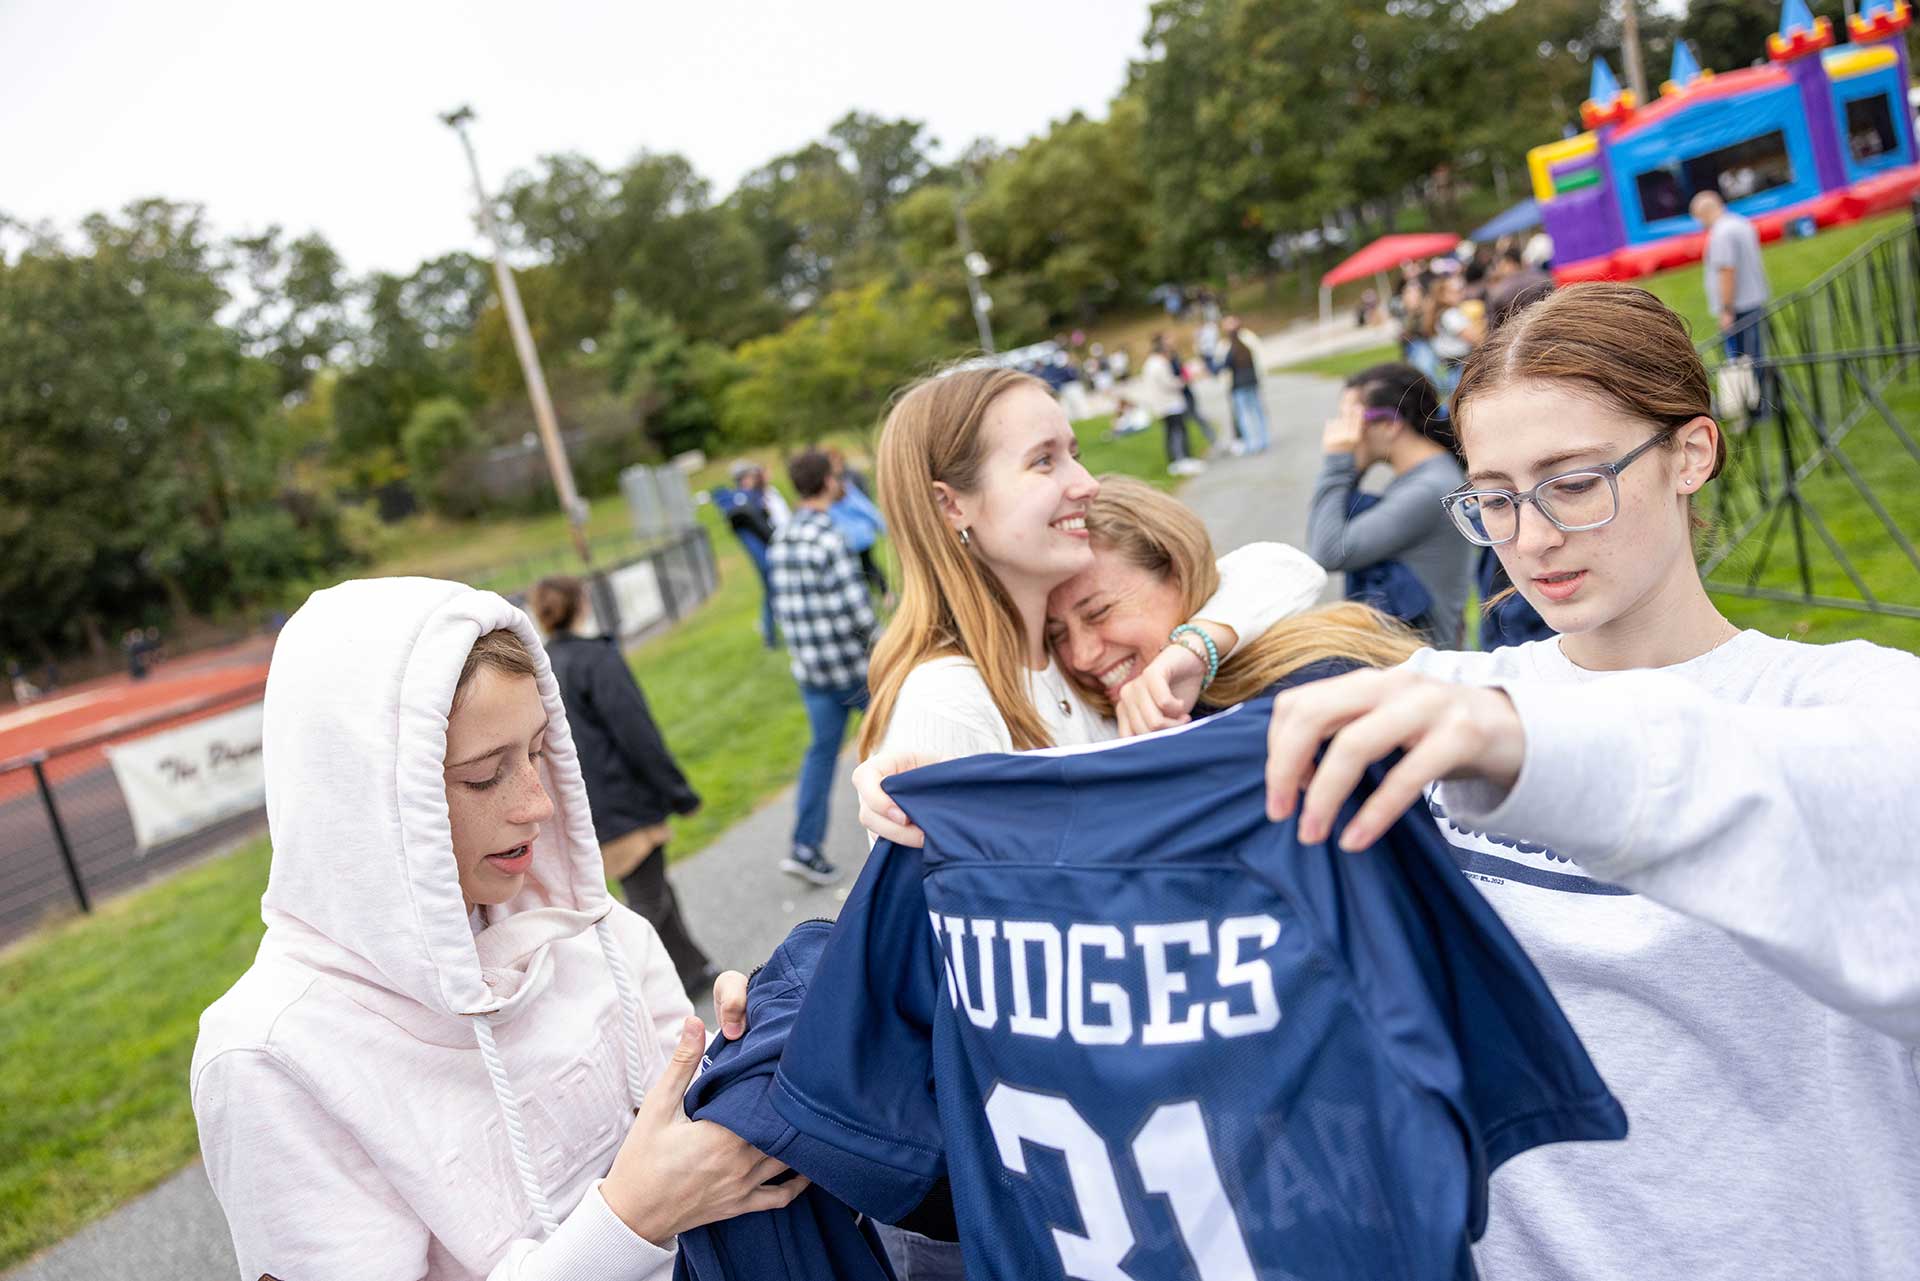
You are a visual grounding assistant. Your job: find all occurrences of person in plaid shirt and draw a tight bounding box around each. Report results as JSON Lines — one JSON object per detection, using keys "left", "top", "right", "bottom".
{"left": 768, "top": 448, "right": 880, "bottom": 884}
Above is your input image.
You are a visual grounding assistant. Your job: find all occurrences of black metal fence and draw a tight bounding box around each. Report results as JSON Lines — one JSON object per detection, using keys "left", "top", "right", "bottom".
{"left": 0, "top": 525, "right": 719, "bottom": 947}
{"left": 1696, "top": 211, "right": 1920, "bottom": 617}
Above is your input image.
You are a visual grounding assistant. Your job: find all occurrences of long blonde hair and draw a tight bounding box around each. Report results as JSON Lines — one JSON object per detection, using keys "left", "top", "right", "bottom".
{"left": 859, "top": 365, "right": 1058, "bottom": 756}
{"left": 1069, "top": 476, "right": 1420, "bottom": 711}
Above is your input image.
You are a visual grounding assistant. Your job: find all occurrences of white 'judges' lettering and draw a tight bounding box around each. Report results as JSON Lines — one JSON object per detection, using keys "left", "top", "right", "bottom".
{"left": 930, "top": 911, "right": 1283, "bottom": 1047}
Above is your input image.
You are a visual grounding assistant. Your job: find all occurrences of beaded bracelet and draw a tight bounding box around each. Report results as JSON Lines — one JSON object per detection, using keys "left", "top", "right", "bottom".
{"left": 1168, "top": 623, "right": 1220, "bottom": 689}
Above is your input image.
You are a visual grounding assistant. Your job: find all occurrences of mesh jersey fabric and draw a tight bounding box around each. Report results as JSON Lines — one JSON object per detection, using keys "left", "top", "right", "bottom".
{"left": 676, "top": 920, "right": 900, "bottom": 1281}
{"left": 767, "top": 686, "right": 1626, "bottom": 1281}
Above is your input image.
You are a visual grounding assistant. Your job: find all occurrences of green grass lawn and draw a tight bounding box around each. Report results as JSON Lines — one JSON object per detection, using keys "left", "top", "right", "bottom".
{"left": 0, "top": 410, "right": 1181, "bottom": 1270}
{"left": 1704, "top": 360, "right": 1920, "bottom": 652}
{"left": 1638, "top": 211, "right": 1908, "bottom": 340}
{"left": 0, "top": 839, "right": 272, "bottom": 1267}
{"left": 1274, "top": 343, "right": 1402, "bottom": 382}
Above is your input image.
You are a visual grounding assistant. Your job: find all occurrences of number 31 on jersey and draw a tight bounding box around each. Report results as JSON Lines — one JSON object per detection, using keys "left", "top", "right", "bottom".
{"left": 986, "top": 1082, "right": 1256, "bottom": 1281}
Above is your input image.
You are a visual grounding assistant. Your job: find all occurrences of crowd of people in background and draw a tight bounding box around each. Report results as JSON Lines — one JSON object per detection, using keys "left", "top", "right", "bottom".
{"left": 1012, "top": 292, "right": 1272, "bottom": 478}
{"left": 1385, "top": 231, "right": 1553, "bottom": 400}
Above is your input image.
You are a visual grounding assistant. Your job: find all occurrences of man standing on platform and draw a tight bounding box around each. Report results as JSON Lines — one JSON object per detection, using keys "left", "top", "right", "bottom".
{"left": 767, "top": 448, "right": 879, "bottom": 885}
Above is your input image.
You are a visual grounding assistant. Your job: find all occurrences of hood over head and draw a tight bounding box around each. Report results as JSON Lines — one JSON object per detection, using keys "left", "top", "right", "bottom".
{"left": 258, "top": 576, "right": 613, "bottom": 1021}
{"left": 250, "top": 576, "right": 665, "bottom": 1238}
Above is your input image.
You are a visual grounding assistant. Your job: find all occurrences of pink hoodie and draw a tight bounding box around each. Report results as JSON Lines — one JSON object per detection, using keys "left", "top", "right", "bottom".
{"left": 192, "top": 578, "right": 694, "bottom": 1279}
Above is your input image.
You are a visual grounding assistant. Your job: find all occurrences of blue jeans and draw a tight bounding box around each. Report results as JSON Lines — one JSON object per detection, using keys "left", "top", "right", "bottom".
{"left": 874, "top": 1223, "right": 966, "bottom": 1279}
{"left": 1232, "top": 386, "right": 1270, "bottom": 452}
{"left": 793, "top": 680, "right": 869, "bottom": 849}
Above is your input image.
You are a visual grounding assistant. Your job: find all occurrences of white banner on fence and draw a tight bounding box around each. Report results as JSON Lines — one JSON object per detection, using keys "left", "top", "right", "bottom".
{"left": 103, "top": 702, "right": 266, "bottom": 850}
{"left": 607, "top": 560, "right": 667, "bottom": 638}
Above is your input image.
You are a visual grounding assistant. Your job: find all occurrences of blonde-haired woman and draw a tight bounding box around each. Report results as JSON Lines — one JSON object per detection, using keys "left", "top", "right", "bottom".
{"left": 851, "top": 365, "right": 1320, "bottom": 1277}
{"left": 1047, "top": 474, "right": 1419, "bottom": 714}
{"left": 858, "top": 365, "right": 1322, "bottom": 764}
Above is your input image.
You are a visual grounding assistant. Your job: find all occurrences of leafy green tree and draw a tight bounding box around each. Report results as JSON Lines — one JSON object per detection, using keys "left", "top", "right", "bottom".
{"left": 0, "top": 200, "right": 359, "bottom": 658}
{"left": 401, "top": 397, "right": 482, "bottom": 516}
{"left": 1132, "top": 0, "right": 1344, "bottom": 280}
{"left": 829, "top": 111, "right": 939, "bottom": 226}
{"left": 467, "top": 261, "right": 595, "bottom": 404}
{"left": 1684, "top": 0, "right": 1816, "bottom": 73}
{"left": 330, "top": 270, "right": 458, "bottom": 484}
{"left": 497, "top": 151, "right": 780, "bottom": 347}
{"left": 970, "top": 101, "right": 1154, "bottom": 323}
{"left": 721, "top": 280, "right": 960, "bottom": 444}
{"left": 594, "top": 298, "right": 738, "bottom": 457}
{"left": 730, "top": 113, "right": 938, "bottom": 308}
{"left": 231, "top": 228, "right": 354, "bottom": 399}
{"left": 733, "top": 141, "right": 867, "bottom": 306}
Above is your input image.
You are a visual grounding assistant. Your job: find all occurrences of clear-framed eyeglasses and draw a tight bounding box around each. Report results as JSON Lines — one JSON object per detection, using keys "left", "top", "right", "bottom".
{"left": 1440, "top": 432, "right": 1669, "bottom": 547}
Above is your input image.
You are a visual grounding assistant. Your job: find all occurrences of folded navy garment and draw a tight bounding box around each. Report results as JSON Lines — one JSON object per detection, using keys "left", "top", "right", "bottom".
{"left": 675, "top": 919, "right": 901, "bottom": 1281}
{"left": 1343, "top": 491, "right": 1438, "bottom": 630}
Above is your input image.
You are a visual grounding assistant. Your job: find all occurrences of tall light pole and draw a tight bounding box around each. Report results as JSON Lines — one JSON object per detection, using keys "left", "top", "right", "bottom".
{"left": 441, "top": 105, "right": 593, "bottom": 566}
{"left": 952, "top": 187, "right": 996, "bottom": 354}
{"left": 1619, "top": 1, "right": 1649, "bottom": 107}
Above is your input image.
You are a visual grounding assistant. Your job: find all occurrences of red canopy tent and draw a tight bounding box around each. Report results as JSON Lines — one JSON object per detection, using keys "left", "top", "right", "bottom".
{"left": 1317, "top": 232, "right": 1461, "bottom": 327}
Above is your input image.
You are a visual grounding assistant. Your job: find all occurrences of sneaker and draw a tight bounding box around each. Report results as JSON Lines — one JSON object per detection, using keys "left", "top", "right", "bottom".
{"left": 779, "top": 845, "right": 840, "bottom": 886}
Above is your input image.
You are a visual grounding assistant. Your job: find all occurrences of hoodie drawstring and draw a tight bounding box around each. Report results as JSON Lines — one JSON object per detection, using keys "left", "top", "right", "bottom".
{"left": 593, "top": 917, "right": 651, "bottom": 1109}
{"left": 473, "top": 1016, "right": 561, "bottom": 1236}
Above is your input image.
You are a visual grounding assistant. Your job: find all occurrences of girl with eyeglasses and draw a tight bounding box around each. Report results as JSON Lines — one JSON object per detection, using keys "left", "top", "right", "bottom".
{"left": 1264, "top": 283, "right": 1920, "bottom": 1278}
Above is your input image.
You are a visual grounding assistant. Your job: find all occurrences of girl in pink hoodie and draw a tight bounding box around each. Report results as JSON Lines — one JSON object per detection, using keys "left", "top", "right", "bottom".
{"left": 193, "top": 578, "right": 803, "bottom": 1279}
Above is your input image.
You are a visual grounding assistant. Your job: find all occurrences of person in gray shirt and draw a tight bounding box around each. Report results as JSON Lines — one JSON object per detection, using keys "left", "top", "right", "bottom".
{"left": 1306, "top": 364, "right": 1474, "bottom": 648}
{"left": 1692, "top": 190, "right": 1772, "bottom": 352}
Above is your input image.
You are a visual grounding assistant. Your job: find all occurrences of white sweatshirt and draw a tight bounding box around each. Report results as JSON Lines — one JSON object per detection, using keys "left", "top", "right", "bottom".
{"left": 873, "top": 542, "right": 1328, "bottom": 760}
{"left": 1136, "top": 352, "right": 1189, "bottom": 417}
{"left": 192, "top": 579, "right": 696, "bottom": 1280}
{"left": 1409, "top": 631, "right": 1920, "bottom": 1281}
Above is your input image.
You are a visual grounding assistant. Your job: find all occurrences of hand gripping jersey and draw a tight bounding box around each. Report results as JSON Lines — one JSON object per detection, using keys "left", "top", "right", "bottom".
{"left": 677, "top": 919, "right": 902, "bottom": 1281}
{"left": 768, "top": 693, "right": 1626, "bottom": 1280}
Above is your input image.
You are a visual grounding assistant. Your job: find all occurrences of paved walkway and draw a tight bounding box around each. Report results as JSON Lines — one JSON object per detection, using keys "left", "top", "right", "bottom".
{"left": 4, "top": 362, "right": 1354, "bottom": 1280}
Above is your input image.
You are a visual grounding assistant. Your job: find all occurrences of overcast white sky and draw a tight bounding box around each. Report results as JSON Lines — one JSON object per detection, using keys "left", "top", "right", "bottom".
{"left": 2, "top": 0, "right": 1152, "bottom": 276}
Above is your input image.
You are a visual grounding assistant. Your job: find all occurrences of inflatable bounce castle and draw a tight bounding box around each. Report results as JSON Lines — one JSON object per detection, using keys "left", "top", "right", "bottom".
{"left": 1531, "top": 0, "right": 1919, "bottom": 282}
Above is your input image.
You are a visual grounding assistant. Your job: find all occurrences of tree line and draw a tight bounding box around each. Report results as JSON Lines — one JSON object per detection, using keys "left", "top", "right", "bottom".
{"left": 0, "top": 0, "right": 1858, "bottom": 661}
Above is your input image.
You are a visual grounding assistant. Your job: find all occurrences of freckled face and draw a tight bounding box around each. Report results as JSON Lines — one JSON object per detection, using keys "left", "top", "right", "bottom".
{"left": 443, "top": 667, "right": 554, "bottom": 907}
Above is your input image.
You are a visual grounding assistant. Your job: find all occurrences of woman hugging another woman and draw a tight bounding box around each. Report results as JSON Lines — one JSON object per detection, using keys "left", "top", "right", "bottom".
{"left": 1050, "top": 474, "right": 1418, "bottom": 713}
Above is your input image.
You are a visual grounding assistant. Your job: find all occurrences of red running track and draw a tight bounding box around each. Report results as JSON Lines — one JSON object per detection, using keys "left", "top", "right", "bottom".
{"left": 0, "top": 637, "right": 273, "bottom": 802}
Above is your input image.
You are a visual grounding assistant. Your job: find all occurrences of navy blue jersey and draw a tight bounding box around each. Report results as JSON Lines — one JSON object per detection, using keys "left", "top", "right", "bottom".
{"left": 677, "top": 919, "right": 900, "bottom": 1281}
{"left": 768, "top": 693, "right": 1626, "bottom": 1280}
